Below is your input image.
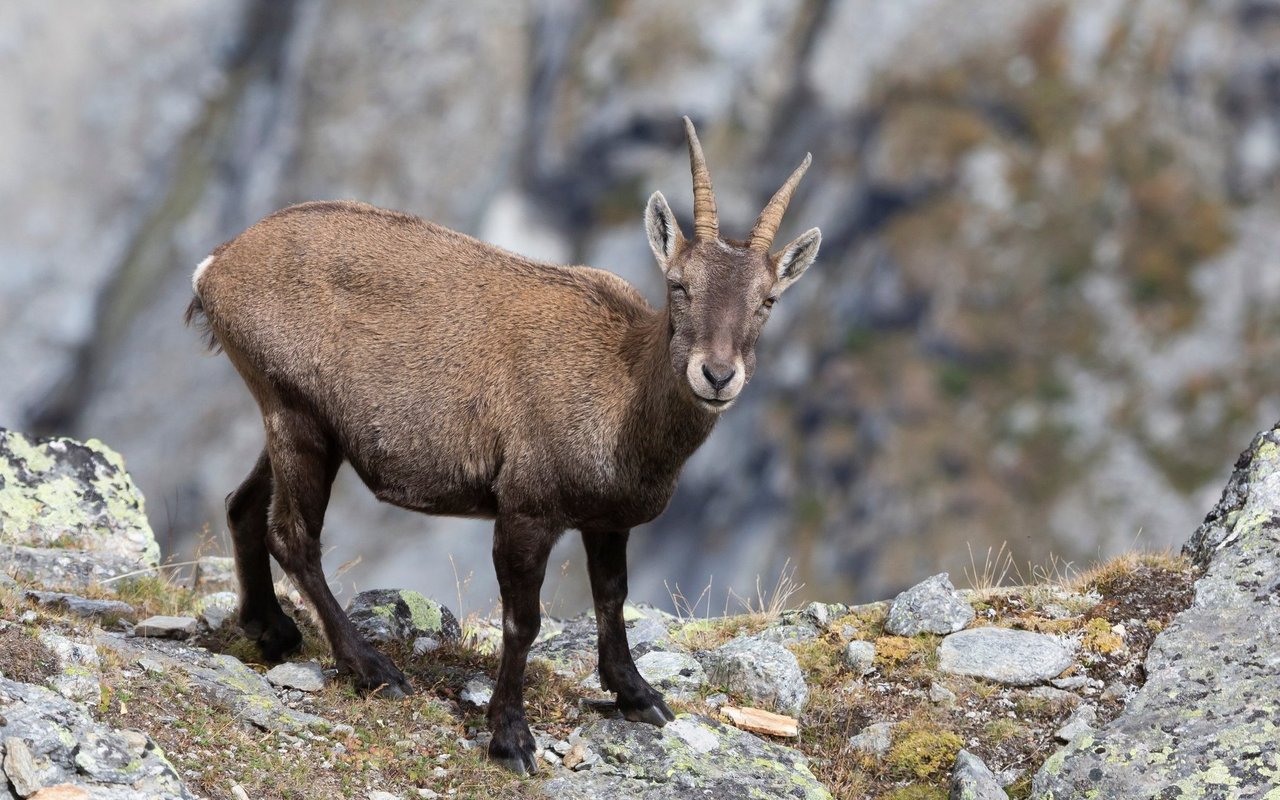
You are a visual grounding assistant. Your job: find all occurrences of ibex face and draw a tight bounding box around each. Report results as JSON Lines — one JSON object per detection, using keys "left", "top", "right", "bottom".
{"left": 646, "top": 119, "right": 822, "bottom": 411}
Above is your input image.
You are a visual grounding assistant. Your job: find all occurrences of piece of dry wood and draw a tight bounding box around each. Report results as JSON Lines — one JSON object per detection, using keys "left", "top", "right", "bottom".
{"left": 720, "top": 705, "right": 799, "bottom": 737}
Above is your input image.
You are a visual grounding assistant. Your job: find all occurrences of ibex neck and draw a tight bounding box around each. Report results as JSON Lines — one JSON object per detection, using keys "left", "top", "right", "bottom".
{"left": 623, "top": 306, "right": 719, "bottom": 468}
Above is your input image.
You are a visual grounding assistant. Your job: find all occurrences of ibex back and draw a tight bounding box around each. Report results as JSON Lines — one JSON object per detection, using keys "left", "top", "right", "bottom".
{"left": 187, "top": 117, "right": 821, "bottom": 773}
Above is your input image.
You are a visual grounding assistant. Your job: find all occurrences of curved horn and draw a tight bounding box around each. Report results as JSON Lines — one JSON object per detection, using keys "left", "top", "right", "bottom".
{"left": 747, "top": 153, "right": 812, "bottom": 252}
{"left": 683, "top": 116, "right": 719, "bottom": 240}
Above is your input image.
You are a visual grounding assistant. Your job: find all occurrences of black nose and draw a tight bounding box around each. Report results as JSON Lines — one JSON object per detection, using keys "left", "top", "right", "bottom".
{"left": 701, "top": 362, "right": 735, "bottom": 392}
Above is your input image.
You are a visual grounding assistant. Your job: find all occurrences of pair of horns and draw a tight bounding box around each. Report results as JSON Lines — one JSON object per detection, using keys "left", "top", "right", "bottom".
{"left": 683, "top": 116, "right": 811, "bottom": 252}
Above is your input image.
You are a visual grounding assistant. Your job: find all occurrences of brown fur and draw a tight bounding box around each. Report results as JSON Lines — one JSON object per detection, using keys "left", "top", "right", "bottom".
{"left": 187, "top": 121, "right": 820, "bottom": 773}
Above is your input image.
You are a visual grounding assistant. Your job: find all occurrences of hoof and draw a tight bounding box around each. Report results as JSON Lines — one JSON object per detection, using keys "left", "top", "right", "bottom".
{"left": 369, "top": 678, "right": 413, "bottom": 700}
{"left": 622, "top": 699, "right": 676, "bottom": 727}
{"left": 489, "top": 730, "right": 538, "bottom": 776}
{"left": 348, "top": 649, "right": 413, "bottom": 699}
{"left": 241, "top": 613, "right": 302, "bottom": 662}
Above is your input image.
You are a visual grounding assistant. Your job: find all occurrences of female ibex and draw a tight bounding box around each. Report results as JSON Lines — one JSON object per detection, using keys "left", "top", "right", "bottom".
{"left": 187, "top": 118, "right": 819, "bottom": 773}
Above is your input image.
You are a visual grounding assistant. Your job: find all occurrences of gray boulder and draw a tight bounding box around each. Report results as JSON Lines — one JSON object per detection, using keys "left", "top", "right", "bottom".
{"left": 705, "top": 636, "right": 808, "bottom": 715}
{"left": 885, "top": 573, "right": 975, "bottom": 636}
{"left": 346, "top": 589, "right": 461, "bottom": 645}
{"left": 539, "top": 714, "right": 831, "bottom": 799}
{"left": 1034, "top": 424, "right": 1280, "bottom": 797}
{"left": 133, "top": 615, "right": 199, "bottom": 639}
{"left": 950, "top": 750, "right": 1008, "bottom": 800}
{"left": 0, "top": 676, "right": 193, "bottom": 798}
{"left": 0, "top": 430, "right": 159, "bottom": 587}
{"left": 938, "top": 628, "right": 1074, "bottom": 686}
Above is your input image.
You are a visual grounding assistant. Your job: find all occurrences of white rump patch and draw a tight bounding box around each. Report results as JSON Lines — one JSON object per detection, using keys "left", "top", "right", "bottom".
{"left": 191, "top": 254, "right": 215, "bottom": 293}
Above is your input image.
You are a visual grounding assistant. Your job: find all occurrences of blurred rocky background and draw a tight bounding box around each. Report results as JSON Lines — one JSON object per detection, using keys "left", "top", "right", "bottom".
{"left": 4, "top": 0, "right": 1280, "bottom": 614}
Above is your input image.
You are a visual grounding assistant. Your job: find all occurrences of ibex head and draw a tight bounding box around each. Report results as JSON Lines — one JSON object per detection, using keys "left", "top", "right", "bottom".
{"left": 644, "top": 117, "right": 821, "bottom": 412}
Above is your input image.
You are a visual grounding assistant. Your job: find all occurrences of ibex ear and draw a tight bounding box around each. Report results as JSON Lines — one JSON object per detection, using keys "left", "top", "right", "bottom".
{"left": 773, "top": 227, "right": 821, "bottom": 293}
{"left": 645, "top": 191, "right": 685, "bottom": 274}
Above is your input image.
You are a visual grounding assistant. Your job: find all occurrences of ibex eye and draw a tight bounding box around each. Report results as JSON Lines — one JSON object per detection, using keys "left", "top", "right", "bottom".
{"left": 761, "top": 297, "right": 777, "bottom": 310}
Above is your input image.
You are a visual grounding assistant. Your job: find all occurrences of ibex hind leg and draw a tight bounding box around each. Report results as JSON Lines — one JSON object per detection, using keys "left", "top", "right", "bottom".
{"left": 264, "top": 414, "right": 412, "bottom": 698}
{"left": 226, "top": 448, "right": 302, "bottom": 661}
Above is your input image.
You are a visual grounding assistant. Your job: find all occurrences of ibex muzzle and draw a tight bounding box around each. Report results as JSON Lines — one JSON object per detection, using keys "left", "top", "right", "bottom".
{"left": 187, "top": 116, "right": 820, "bottom": 775}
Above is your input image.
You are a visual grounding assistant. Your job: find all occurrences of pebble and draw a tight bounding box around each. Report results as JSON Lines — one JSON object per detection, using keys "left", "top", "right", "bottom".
{"left": 950, "top": 749, "right": 1008, "bottom": 800}
{"left": 929, "top": 682, "right": 957, "bottom": 705}
{"left": 848, "top": 722, "right": 894, "bottom": 757}
{"left": 1055, "top": 704, "right": 1098, "bottom": 743}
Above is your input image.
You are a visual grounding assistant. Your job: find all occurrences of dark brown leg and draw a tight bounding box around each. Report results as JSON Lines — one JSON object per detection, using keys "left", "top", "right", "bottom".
{"left": 264, "top": 413, "right": 412, "bottom": 697}
{"left": 582, "top": 529, "right": 674, "bottom": 726}
{"left": 487, "top": 512, "right": 559, "bottom": 775}
{"left": 226, "top": 448, "right": 301, "bottom": 660}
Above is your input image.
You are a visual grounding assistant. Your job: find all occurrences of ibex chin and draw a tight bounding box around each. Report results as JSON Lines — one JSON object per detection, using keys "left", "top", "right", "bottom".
{"left": 186, "top": 117, "right": 820, "bottom": 773}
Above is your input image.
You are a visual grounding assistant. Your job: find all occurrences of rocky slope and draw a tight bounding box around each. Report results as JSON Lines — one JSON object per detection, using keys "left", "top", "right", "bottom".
{"left": 5, "top": 426, "right": 1280, "bottom": 798}
{"left": 6, "top": 0, "right": 1280, "bottom": 610}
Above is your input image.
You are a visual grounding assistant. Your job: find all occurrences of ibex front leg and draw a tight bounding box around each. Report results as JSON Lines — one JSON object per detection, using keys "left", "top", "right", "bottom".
{"left": 488, "top": 512, "right": 559, "bottom": 775}
{"left": 582, "top": 529, "right": 675, "bottom": 726}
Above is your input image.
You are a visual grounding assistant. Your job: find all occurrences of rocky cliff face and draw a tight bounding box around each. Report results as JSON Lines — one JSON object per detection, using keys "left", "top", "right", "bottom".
{"left": 5, "top": 1, "right": 1280, "bottom": 610}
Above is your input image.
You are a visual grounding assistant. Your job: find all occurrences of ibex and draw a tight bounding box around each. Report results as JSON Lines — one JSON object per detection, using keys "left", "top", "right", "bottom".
{"left": 186, "top": 118, "right": 820, "bottom": 773}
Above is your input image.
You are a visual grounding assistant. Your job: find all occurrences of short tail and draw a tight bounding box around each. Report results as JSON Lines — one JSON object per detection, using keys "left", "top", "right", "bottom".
{"left": 184, "top": 294, "right": 221, "bottom": 352}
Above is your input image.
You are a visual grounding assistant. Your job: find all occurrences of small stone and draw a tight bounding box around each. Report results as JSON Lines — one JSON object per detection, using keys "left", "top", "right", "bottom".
{"left": 938, "top": 628, "right": 1074, "bottom": 685}
{"left": 20, "top": 610, "right": 37, "bottom": 624}
{"left": 843, "top": 641, "right": 876, "bottom": 676}
{"left": 886, "top": 573, "right": 975, "bottom": 636}
{"left": 704, "top": 692, "right": 730, "bottom": 709}
{"left": 412, "top": 636, "right": 441, "bottom": 656}
{"left": 1040, "top": 603, "right": 1072, "bottom": 620}
{"left": 849, "top": 722, "right": 893, "bottom": 758}
{"left": 460, "top": 676, "right": 494, "bottom": 709}
{"left": 132, "top": 615, "right": 199, "bottom": 639}
{"left": 1054, "top": 704, "right": 1097, "bottom": 743}
{"left": 706, "top": 636, "right": 808, "bottom": 715}
{"left": 755, "top": 624, "right": 820, "bottom": 646}
{"left": 367, "top": 792, "right": 401, "bottom": 800}
{"left": 432, "top": 766, "right": 447, "bottom": 779}
{"left": 541, "top": 749, "right": 560, "bottom": 765}
{"left": 3, "top": 736, "right": 41, "bottom": 797}
{"left": 416, "top": 790, "right": 440, "bottom": 799}
{"left": 331, "top": 724, "right": 355, "bottom": 737}
{"left": 929, "top": 682, "right": 957, "bottom": 705}
{"left": 1027, "top": 686, "right": 1077, "bottom": 705}
{"left": 1051, "top": 675, "right": 1089, "bottom": 690}
{"left": 950, "top": 749, "right": 1008, "bottom": 800}
{"left": 1101, "top": 683, "right": 1128, "bottom": 702}
{"left": 266, "top": 661, "right": 326, "bottom": 693}
{"left": 197, "top": 592, "right": 238, "bottom": 631}
{"left": 561, "top": 742, "right": 587, "bottom": 770}
{"left": 24, "top": 591, "right": 135, "bottom": 623}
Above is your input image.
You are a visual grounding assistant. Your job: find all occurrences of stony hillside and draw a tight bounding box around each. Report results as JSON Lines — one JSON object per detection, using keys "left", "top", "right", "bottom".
{"left": 5, "top": 0, "right": 1280, "bottom": 610}
{"left": 4, "top": 425, "right": 1279, "bottom": 798}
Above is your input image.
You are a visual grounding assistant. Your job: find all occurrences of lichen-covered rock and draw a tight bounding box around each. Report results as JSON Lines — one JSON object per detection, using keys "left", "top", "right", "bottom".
{"left": 950, "top": 750, "right": 1008, "bottom": 800}
{"left": 885, "top": 573, "right": 975, "bottom": 636}
{"left": 95, "top": 631, "right": 323, "bottom": 732}
{"left": 539, "top": 714, "right": 831, "bottom": 800}
{"left": 0, "top": 676, "right": 193, "bottom": 798}
{"left": 346, "top": 590, "right": 461, "bottom": 646}
{"left": 938, "top": 628, "right": 1074, "bottom": 686}
{"left": 0, "top": 429, "right": 158, "bottom": 570}
{"left": 705, "top": 636, "right": 808, "bottom": 716}
{"left": 38, "top": 632, "right": 101, "bottom": 705}
{"left": 1034, "top": 424, "right": 1280, "bottom": 797}
{"left": 132, "top": 616, "right": 198, "bottom": 640}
